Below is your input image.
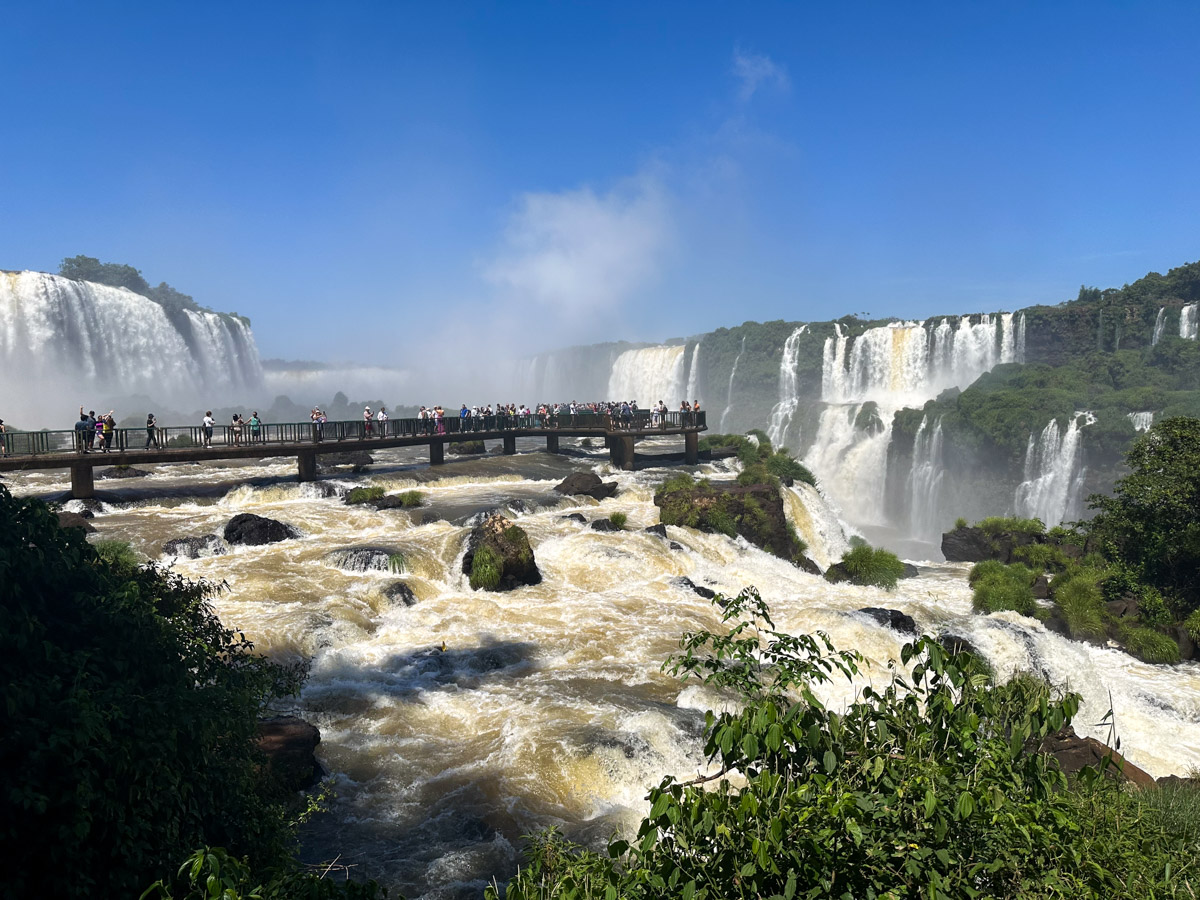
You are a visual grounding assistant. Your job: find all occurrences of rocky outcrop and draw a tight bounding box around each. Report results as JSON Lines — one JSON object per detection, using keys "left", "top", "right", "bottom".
{"left": 325, "top": 546, "right": 403, "bottom": 572}
{"left": 590, "top": 518, "right": 621, "bottom": 532}
{"left": 97, "top": 465, "right": 150, "bottom": 479}
{"left": 317, "top": 451, "right": 373, "bottom": 473}
{"left": 56, "top": 511, "right": 96, "bottom": 533}
{"left": 1039, "top": 726, "right": 1155, "bottom": 786}
{"left": 559, "top": 513, "right": 587, "bottom": 524}
{"left": 859, "top": 607, "right": 918, "bottom": 635}
{"left": 553, "top": 472, "right": 619, "bottom": 501}
{"left": 383, "top": 581, "right": 418, "bottom": 607}
{"left": 672, "top": 576, "right": 716, "bottom": 600}
{"left": 162, "top": 534, "right": 227, "bottom": 559}
{"left": 447, "top": 440, "right": 486, "bottom": 455}
{"left": 643, "top": 523, "right": 668, "bottom": 539}
{"left": 462, "top": 514, "right": 541, "bottom": 591}
{"left": 224, "top": 513, "right": 300, "bottom": 546}
{"left": 257, "top": 715, "right": 324, "bottom": 791}
{"left": 941, "top": 524, "right": 1043, "bottom": 563}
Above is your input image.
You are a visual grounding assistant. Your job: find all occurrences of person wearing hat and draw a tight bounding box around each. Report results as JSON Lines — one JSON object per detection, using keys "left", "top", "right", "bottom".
{"left": 363, "top": 405, "right": 373, "bottom": 437}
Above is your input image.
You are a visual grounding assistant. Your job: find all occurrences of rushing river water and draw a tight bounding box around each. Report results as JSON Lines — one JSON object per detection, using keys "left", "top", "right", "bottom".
{"left": 9, "top": 438, "right": 1200, "bottom": 898}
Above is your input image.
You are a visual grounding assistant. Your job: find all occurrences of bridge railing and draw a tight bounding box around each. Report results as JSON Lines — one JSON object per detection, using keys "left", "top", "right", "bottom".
{"left": 0, "top": 410, "right": 706, "bottom": 459}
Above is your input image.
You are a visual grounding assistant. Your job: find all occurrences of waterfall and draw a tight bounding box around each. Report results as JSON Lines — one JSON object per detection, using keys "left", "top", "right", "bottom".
{"left": 909, "top": 415, "right": 947, "bottom": 542}
{"left": 0, "top": 270, "right": 263, "bottom": 424}
{"left": 1182, "top": 303, "right": 1199, "bottom": 340}
{"left": 1014, "top": 412, "right": 1094, "bottom": 526}
{"left": 1152, "top": 307, "right": 1167, "bottom": 345}
{"left": 805, "top": 314, "right": 1023, "bottom": 531}
{"left": 1128, "top": 411, "right": 1155, "bottom": 433}
{"left": 684, "top": 342, "right": 702, "bottom": 405}
{"left": 606, "top": 345, "right": 687, "bottom": 405}
{"left": 781, "top": 481, "right": 853, "bottom": 570}
{"left": 718, "top": 336, "right": 746, "bottom": 432}
{"left": 766, "top": 325, "right": 807, "bottom": 449}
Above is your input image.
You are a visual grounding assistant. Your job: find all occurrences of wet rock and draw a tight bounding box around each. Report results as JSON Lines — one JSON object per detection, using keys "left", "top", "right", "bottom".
{"left": 224, "top": 513, "right": 300, "bottom": 546}
{"left": 553, "top": 472, "right": 619, "bottom": 501}
{"left": 559, "top": 513, "right": 587, "bottom": 524}
{"left": 506, "top": 498, "right": 539, "bottom": 515}
{"left": 97, "top": 465, "right": 150, "bottom": 479}
{"left": 672, "top": 576, "right": 716, "bottom": 600}
{"left": 162, "top": 534, "right": 227, "bottom": 559}
{"left": 257, "top": 715, "right": 325, "bottom": 791}
{"left": 383, "top": 580, "right": 418, "bottom": 607}
{"left": 301, "top": 481, "right": 340, "bottom": 499}
{"left": 56, "top": 511, "right": 96, "bottom": 533}
{"left": 1157, "top": 774, "right": 1200, "bottom": 789}
{"left": 325, "top": 546, "right": 404, "bottom": 573}
{"left": 1044, "top": 614, "right": 1070, "bottom": 638}
{"left": 1032, "top": 574, "right": 1051, "bottom": 599}
{"left": 1106, "top": 596, "right": 1140, "bottom": 620}
{"left": 941, "top": 524, "right": 1043, "bottom": 564}
{"left": 859, "top": 607, "right": 918, "bottom": 636}
{"left": 462, "top": 514, "right": 541, "bottom": 591}
{"left": 655, "top": 481, "right": 806, "bottom": 564}
{"left": 447, "top": 440, "right": 486, "bottom": 455}
{"left": 900, "top": 562, "right": 920, "bottom": 579}
{"left": 668, "top": 541, "right": 684, "bottom": 551}
{"left": 590, "top": 518, "right": 621, "bottom": 532}
{"left": 643, "top": 523, "right": 668, "bottom": 538}
{"left": 77, "top": 508, "right": 95, "bottom": 519}
{"left": 1171, "top": 625, "right": 1196, "bottom": 662}
{"left": 317, "top": 451, "right": 373, "bottom": 473}
{"left": 939, "top": 632, "right": 983, "bottom": 660}
{"left": 1039, "top": 726, "right": 1155, "bottom": 786}
{"left": 793, "top": 555, "right": 823, "bottom": 576}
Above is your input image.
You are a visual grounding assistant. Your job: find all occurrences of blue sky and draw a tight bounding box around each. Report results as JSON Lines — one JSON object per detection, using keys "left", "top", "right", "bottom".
{"left": 2, "top": 1, "right": 1198, "bottom": 362}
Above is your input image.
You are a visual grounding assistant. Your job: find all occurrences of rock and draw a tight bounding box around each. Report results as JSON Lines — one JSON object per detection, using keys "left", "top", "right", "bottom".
{"left": 1156, "top": 774, "right": 1200, "bottom": 789}
{"left": 672, "top": 576, "right": 716, "bottom": 600}
{"left": 668, "top": 541, "right": 684, "bottom": 551}
{"left": 77, "top": 509, "right": 95, "bottom": 519}
{"left": 1032, "top": 574, "right": 1051, "bottom": 599}
{"left": 939, "top": 632, "right": 983, "bottom": 660}
{"left": 383, "top": 581, "right": 418, "bottom": 606}
{"left": 643, "top": 523, "right": 668, "bottom": 538}
{"left": 1044, "top": 614, "right": 1070, "bottom": 638}
{"left": 559, "top": 513, "right": 587, "bottom": 523}
{"left": 300, "top": 481, "right": 340, "bottom": 499}
{"left": 162, "top": 534, "right": 227, "bottom": 559}
{"left": 553, "top": 472, "right": 619, "bottom": 501}
{"left": 317, "top": 451, "right": 373, "bottom": 472}
{"left": 506, "top": 498, "right": 538, "bottom": 515}
{"left": 655, "top": 481, "right": 806, "bottom": 564}
{"left": 1039, "top": 726, "right": 1155, "bottom": 786}
{"left": 824, "top": 562, "right": 850, "bottom": 583}
{"left": 859, "top": 607, "right": 918, "bottom": 635}
{"left": 56, "top": 511, "right": 96, "bottom": 533}
{"left": 256, "top": 715, "right": 324, "bottom": 791}
{"left": 97, "top": 465, "right": 150, "bottom": 479}
{"left": 940, "top": 526, "right": 994, "bottom": 562}
{"left": 900, "top": 563, "right": 920, "bottom": 579}
{"left": 373, "top": 495, "right": 413, "bottom": 510}
{"left": 224, "top": 513, "right": 300, "bottom": 546}
{"left": 325, "top": 546, "right": 403, "bottom": 572}
{"left": 1106, "top": 595, "right": 1140, "bottom": 620}
{"left": 462, "top": 513, "right": 541, "bottom": 592}
{"left": 590, "top": 518, "right": 621, "bottom": 532}
{"left": 1171, "top": 625, "right": 1196, "bottom": 662}
{"left": 447, "top": 440, "right": 486, "bottom": 455}
{"left": 793, "top": 555, "right": 822, "bottom": 576}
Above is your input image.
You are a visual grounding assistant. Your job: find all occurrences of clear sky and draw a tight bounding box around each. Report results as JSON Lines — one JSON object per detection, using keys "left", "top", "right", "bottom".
{"left": 2, "top": 1, "right": 1198, "bottom": 363}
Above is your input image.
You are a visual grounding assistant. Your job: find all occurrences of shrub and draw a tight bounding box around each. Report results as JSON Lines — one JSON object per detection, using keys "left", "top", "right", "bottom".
{"left": 829, "top": 543, "right": 907, "bottom": 590}
{"left": 1053, "top": 572, "right": 1107, "bottom": 641}
{"left": 468, "top": 544, "right": 503, "bottom": 591}
{"left": 1137, "top": 586, "right": 1172, "bottom": 628}
{"left": 954, "top": 516, "right": 969, "bottom": 530}
{"left": 1012, "top": 541, "right": 1071, "bottom": 573}
{"left": 607, "top": 511, "right": 628, "bottom": 529}
{"left": 387, "top": 552, "right": 407, "bottom": 574}
{"left": 345, "top": 486, "right": 385, "bottom": 505}
{"left": 93, "top": 538, "right": 142, "bottom": 574}
{"left": 972, "top": 563, "right": 1037, "bottom": 616}
{"left": 1185, "top": 609, "right": 1200, "bottom": 643}
{"left": 977, "top": 516, "right": 1047, "bottom": 537}
{"left": 735, "top": 462, "right": 779, "bottom": 490}
{"left": 1124, "top": 627, "right": 1181, "bottom": 664}
{"left": 764, "top": 451, "right": 817, "bottom": 487}
{"left": 968, "top": 558, "right": 1008, "bottom": 586}
{"left": 657, "top": 472, "right": 695, "bottom": 497}
{"left": 397, "top": 490, "right": 424, "bottom": 507}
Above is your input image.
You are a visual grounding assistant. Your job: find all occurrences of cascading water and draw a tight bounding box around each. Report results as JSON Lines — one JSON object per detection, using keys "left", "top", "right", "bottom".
{"left": 1152, "top": 307, "right": 1167, "bottom": 345}
{"left": 780, "top": 480, "right": 853, "bottom": 570}
{"left": 766, "top": 325, "right": 807, "bottom": 449}
{"left": 1014, "top": 412, "right": 1094, "bottom": 526}
{"left": 718, "top": 336, "right": 746, "bottom": 432}
{"left": 684, "top": 343, "right": 702, "bottom": 405}
{"left": 1182, "top": 303, "right": 1199, "bottom": 340}
{"left": 1128, "top": 411, "right": 1155, "bottom": 433}
{"left": 0, "top": 270, "right": 263, "bottom": 424}
{"left": 909, "top": 415, "right": 947, "bottom": 542}
{"left": 805, "top": 314, "right": 1024, "bottom": 531}
{"left": 606, "top": 345, "right": 687, "bottom": 406}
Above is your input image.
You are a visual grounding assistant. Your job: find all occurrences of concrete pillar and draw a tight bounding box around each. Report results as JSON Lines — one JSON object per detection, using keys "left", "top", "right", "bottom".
{"left": 430, "top": 441, "right": 445, "bottom": 465}
{"left": 70, "top": 463, "right": 95, "bottom": 499}
{"left": 685, "top": 431, "right": 699, "bottom": 465}
{"left": 619, "top": 435, "right": 635, "bottom": 471}
{"left": 297, "top": 450, "right": 317, "bottom": 482}
{"left": 545, "top": 434, "right": 559, "bottom": 454}
{"left": 503, "top": 435, "right": 517, "bottom": 455}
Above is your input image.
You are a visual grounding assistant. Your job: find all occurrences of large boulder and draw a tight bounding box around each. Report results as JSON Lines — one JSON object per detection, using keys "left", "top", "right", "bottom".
{"left": 162, "top": 534, "right": 227, "bottom": 559}
{"left": 590, "top": 518, "right": 621, "bottom": 532}
{"left": 859, "top": 607, "right": 918, "bottom": 636}
{"left": 941, "top": 523, "right": 1044, "bottom": 563}
{"left": 462, "top": 514, "right": 542, "bottom": 591}
{"left": 1039, "top": 726, "right": 1155, "bottom": 786}
{"left": 383, "top": 581, "right": 418, "bottom": 607}
{"left": 643, "top": 523, "right": 668, "bottom": 539}
{"left": 56, "top": 511, "right": 96, "bottom": 533}
{"left": 97, "top": 465, "right": 151, "bottom": 479}
{"left": 256, "top": 715, "right": 324, "bottom": 791}
{"left": 317, "top": 451, "right": 373, "bottom": 473}
{"left": 224, "top": 513, "right": 300, "bottom": 546}
{"left": 553, "top": 472, "right": 619, "bottom": 501}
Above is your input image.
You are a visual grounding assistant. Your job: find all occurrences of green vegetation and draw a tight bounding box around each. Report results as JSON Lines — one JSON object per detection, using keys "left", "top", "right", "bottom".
{"left": 700, "top": 431, "right": 817, "bottom": 487}
{"left": 978, "top": 515, "right": 1047, "bottom": 536}
{"left": 0, "top": 486, "right": 374, "bottom": 898}
{"left": 93, "top": 537, "right": 142, "bottom": 573}
{"left": 387, "top": 552, "right": 407, "bottom": 574}
{"left": 1124, "top": 628, "right": 1181, "bottom": 665}
{"left": 493, "top": 588, "right": 1200, "bottom": 899}
{"left": 468, "top": 543, "right": 503, "bottom": 590}
{"left": 1011, "top": 540, "right": 1072, "bottom": 573}
{"left": 826, "top": 540, "right": 907, "bottom": 590}
{"left": 607, "top": 511, "right": 628, "bottom": 529}
{"left": 1051, "top": 570, "right": 1107, "bottom": 642}
{"left": 397, "top": 489, "right": 425, "bottom": 507}
{"left": 346, "top": 485, "right": 385, "bottom": 505}
{"left": 970, "top": 561, "right": 1038, "bottom": 616}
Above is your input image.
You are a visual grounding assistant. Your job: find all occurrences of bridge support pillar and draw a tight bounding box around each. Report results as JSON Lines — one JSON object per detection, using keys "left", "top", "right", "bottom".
{"left": 685, "top": 432, "right": 699, "bottom": 465}
{"left": 545, "top": 434, "right": 559, "bottom": 454}
{"left": 297, "top": 450, "right": 317, "bottom": 482}
{"left": 609, "top": 435, "right": 636, "bottom": 471}
{"left": 70, "top": 463, "right": 94, "bottom": 499}
{"left": 430, "top": 441, "right": 445, "bottom": 466}
{"left": 503, "top": 435, "right": 516, "bottom": 455}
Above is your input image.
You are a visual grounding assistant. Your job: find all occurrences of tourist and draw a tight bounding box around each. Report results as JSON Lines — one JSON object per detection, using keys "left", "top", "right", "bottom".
{"left": 75, "top": 409, "right": 91, "bottom": 452}
{"left": 0, "top": 418, "right": 7, "bottom": 457}
{"left": 231, "top": 413, "right": 243, "bottom": 446}
{"left": 145, "top": 413, "right": 160, "bottom": 449}
{"left": 102, "top": 412, "right": 115, "bottom": 451}
{"left": 202, "top": 410, "right": 215, "bottom": 448}
{"left": 95, "top": 415, "right": 106, "bottom": 452}
{"left": 377, "top": 405, "right": 388, "bottom": 436}
{"left": 249, "top": 411, "right": 261, "bottom": 442}
{"left": 363, "top": 406, "right": 373, "bottom": 437}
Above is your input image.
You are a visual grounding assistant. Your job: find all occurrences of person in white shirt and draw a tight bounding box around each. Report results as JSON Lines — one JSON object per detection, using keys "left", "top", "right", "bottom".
{"left": 377, "top": 406, "right": 388, "bottom": 436}
{"left": 202, "top": 411, "right": 215, "bottom": 447}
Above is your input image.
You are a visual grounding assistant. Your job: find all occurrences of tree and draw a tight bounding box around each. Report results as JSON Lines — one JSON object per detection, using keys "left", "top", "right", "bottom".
{"left": 59, "top": 254, "right": 152, "bottom": 295}
{"left": 1087, "top": 416, "right": 1200, "bottom": 615}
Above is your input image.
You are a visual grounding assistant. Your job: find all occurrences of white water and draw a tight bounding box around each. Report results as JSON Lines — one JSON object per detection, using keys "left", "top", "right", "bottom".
{"left": 1182, "top": 303, "right": 1199, "bottom": 340}
{"left": 684, "top": 343, "right": 702, "bottom": 405}
{"left": 781, "top": 481, "right": 853, "bottom": 570}
{"left": 719, "top": 336, "right": 746, "bottom": 432}
{"left": 909, "top": 415, "right": 947, "bottom": 542}
{"left": 606, "top": 345, "right": 687, "bottom": 406}
{"left": 0, "top": 271, "right": 263, "bottom": 425}
{"left": 1014, "top": 412, "right": 1094, "bottom": 526}
{"left": 1152, "top": 307, "right": 1167, "bottom": 345}
{"left": 1128, "top": 411, "right": 1155, "bottom": 433}
{"left": 766, "top": 326, "right": 807, "bottom": 450}
{"left": 806, "top": 314, "right": 1024, "bottom": 532}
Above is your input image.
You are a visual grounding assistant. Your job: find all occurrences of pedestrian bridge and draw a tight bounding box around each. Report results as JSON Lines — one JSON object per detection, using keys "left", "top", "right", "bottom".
{"left": 0, "top": 411, "right": 707, "bottom": 498}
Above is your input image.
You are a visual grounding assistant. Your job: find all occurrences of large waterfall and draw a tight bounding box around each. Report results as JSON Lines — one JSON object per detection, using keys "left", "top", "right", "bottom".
{"left": 766, "top": 325, "right": 807, "bottom": 449}
{"left": 1014, "top": 412, "right": 1094, "bottom": 526}
{"left": 606, "top": 345, "right": 687, "bottom": 405}
{"left": 0, "top": 271, "right": 263, "bottom": 424}
{"left": 805, "top": 314, "right": 1024, "bottom": 530}
{"left": 1183, "top": 303, "right": 1199, "bottom": 340}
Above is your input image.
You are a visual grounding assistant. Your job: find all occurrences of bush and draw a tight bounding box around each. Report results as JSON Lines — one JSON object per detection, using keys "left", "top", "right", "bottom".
{"left": 968, "top": 558, "right": 1008, "bottom": 586}
{"left": 828, "top": 543, "right": 907, "bottom": 590}
{"left": 977, "top": 515, "right": 1047, "bottom": 537}
{"left": 345, "top": 486, "right": 385, "bottom": 505}
{"left": 764, "top": 451, "right": 817, "bottom": 487}
{"left": 972, "top": 563, "right": 1037, "bottom": 616}
{"left": 1053, "top": 572, "right": 1107, "bottom": 641}
{"left": 93, "top": 538, "right": 142, "bottom": 574}
{"left": 468, "top": 543, "right": 503, "bottom": 591}
{"left": 954, "top": 516, "right": 969, "bottom": 530}
{"left": 607, "top": 511, "right": 627, "bottom": 529}
{"left": 1124, "top": 627, "right": 1181, "bottom": 664}
{"left": 1012, "top": 541, "right": 1071, "bottom": 573}
{"left": 1185, "top": 609, "right": 1200, "bottom": 643}
{"left": 1137, "top": 586, "right": 1172, "bottom": 628}
{"left": 657, "top": 472, "right": 695, "bottom": 497}
{"left": 397, "top": 490, "right": 424, "bottom": 507}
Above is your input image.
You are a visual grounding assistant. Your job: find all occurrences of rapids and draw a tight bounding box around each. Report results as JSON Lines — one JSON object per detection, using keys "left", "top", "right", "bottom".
{"left": 9, "top": 439, "right": 1200, "bottom": 898}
